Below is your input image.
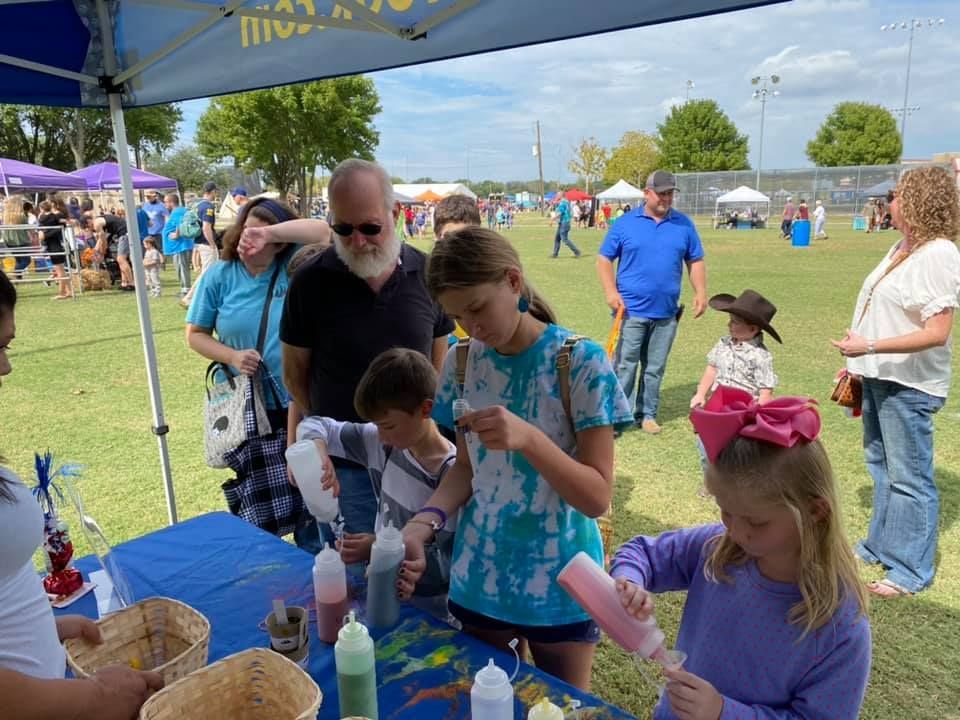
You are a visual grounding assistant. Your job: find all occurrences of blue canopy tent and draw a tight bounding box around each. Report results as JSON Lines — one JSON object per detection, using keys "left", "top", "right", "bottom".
{"left": 0, "top": 0, "right": 784, "bottom": 524}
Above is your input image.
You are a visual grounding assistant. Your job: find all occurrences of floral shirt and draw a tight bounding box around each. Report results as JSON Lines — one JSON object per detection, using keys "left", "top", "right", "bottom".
{"left": 706, "top": 335, "right": 777, "bottom": 398}
{"left": 433, "top": 324, "right": 633, "bottom": 625}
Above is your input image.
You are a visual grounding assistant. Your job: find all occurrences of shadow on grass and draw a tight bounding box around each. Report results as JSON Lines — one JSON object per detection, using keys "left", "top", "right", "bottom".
{"left": 659, "top": 381, "right": 700, "bottom": 425}
{"left": 13, "top": 325, "right": 183, "bottom": 358}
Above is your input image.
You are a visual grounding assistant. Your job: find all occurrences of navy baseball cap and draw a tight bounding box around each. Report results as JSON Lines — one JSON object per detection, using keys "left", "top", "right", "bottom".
{"left": 231, "top": 186, "right": 248, "bottom": 198}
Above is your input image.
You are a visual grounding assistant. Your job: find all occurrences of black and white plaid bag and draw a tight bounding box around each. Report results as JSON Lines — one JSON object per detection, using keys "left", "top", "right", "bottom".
{"left": 221, "top": 368, "right": 304, "bottom": 537}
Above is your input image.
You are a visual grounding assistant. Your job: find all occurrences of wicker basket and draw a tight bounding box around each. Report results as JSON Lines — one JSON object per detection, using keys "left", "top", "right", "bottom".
{"left": 139, "top": 648, "right": 322, "bottom": 720}
{"left": 65, "top": 597, "right": 210, "bottom": 686}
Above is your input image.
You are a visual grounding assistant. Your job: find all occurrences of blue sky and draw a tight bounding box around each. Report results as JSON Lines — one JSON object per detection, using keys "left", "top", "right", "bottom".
{"left": 177, "top": 0, "right": 959, "bottom": 183}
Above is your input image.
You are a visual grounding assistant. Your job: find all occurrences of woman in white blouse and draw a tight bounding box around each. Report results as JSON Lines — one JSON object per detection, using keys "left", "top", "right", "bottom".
{"left": 0, "top": 271, "right": 163, "bottom": 719}
{"left": 832, "top": 166, "right": 960, "bottom": 597}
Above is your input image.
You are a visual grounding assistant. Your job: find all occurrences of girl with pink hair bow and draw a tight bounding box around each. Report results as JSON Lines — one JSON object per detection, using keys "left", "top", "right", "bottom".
{"left": 610, "top": 386, "right": 871, "bottom": 720}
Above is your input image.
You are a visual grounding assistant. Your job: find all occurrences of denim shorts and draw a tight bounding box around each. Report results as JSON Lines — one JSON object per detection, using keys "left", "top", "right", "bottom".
{"left": 116, "top": 234, "right": 130, "bottom": 256}
{"left": 448, "top": 600, "right": 600, "bottom": 644}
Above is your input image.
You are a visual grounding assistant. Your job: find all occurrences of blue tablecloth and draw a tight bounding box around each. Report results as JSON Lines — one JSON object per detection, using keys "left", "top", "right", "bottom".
{"left": 58, "top": 512, "right": 635, "bottom": 720}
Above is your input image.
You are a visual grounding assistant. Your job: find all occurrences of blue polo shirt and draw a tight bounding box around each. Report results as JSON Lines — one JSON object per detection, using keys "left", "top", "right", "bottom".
{"left": 599, "top": 207, "right": 704, "bottom": 320}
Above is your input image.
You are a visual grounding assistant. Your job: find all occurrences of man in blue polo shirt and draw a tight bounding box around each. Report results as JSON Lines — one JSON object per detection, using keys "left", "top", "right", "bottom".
{"left": 596, "top": 170, "right": 707, "bottom": 434}
{"left": 552, "top": 195, "right": 581, "bottom": 257}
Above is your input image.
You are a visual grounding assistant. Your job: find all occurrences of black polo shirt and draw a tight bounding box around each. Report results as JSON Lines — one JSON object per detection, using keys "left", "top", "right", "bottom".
{"left": 280, "top": 243, "right": 453, "bottom": 421}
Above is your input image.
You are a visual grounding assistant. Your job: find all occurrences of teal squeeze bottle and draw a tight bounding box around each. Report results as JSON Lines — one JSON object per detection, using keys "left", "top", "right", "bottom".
{"left": 334, "top": 610, "right": 378, "bottom": 720}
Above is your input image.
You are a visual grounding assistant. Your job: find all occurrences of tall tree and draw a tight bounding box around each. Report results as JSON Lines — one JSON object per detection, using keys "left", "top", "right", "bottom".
{"left": 567, "top": 137, "right": 608, "bottom": 194}
{"left": 657, "top": 99, "right": 749, "bottom": 172}
{"left": 124, "top": 106, "right": 184, "bottom": 169}
{"left": 806, "top": 102, "right": 902, "bottom": 166}
{"left": 603, "top": 131, "right": 663, "bottom": 187}
{"left": 147, "top": 146, "right": 231, "bottom": 194}
{"left": 196, "top": 77, "right": 380, "bottom": 214}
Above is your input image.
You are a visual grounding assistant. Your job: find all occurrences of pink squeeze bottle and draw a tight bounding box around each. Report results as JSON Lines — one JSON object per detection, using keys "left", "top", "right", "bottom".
{"left": 557, "top": 551, "right": 670, "bottom": 663}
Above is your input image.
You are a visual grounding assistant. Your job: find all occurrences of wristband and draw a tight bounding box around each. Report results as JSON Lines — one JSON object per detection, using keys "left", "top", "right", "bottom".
{"left": 417, "top": 506, "right": 447, "bottom": 531}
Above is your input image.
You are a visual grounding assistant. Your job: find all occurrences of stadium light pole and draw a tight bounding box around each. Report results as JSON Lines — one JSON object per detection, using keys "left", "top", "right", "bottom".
{"left": 881, "top": 18, "right": 945, "bottom": 155}
{"left": 751, "top": 74, "right": 780, "bottom": 192}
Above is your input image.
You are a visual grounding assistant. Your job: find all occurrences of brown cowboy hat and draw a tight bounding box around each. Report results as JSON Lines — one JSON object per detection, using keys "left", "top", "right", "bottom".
{"left": 709, "top": 289, "right": 782, "bottom": 344}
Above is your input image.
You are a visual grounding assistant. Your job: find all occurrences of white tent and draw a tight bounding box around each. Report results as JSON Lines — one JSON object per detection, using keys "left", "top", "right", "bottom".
{"left": 714, "top": 185, "right": 771, "bottom": 219}
{"left": 393, "top": 183, "right": 477, "bottom": 201}
{"left": 597, "top": 179, "right": 644, "bottom": 202}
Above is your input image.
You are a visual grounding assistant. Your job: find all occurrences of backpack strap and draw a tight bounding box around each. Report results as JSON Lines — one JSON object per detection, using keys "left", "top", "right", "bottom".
{"left": 556, "top": 335, "right": 584, "bottom": 423}
{"left": 454, "top": 337, "right": 471, "bottom": 396}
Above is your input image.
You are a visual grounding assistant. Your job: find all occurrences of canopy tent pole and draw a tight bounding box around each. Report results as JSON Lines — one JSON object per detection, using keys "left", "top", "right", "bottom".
{"left": 97, "top": 0, "right": 178, "bottom": 525}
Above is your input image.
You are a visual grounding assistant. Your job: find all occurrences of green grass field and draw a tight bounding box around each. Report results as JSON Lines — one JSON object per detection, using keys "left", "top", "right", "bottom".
{"left": 3, "top": 213, "right": 959, "bottom": 718}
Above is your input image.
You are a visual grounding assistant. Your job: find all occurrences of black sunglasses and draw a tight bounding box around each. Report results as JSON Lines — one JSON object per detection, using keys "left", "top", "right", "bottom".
{"left": 332, "top": 222, "right": 382, "bottom": 237}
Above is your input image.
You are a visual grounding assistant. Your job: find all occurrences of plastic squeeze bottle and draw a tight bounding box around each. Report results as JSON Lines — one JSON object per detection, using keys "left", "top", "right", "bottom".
{"left": 365, "top": 521, "right": 405, "bottom": 629}
{"left": 313, "top": 543, "right": 349, "bottom": 644}
{"left": 527, "top": 698, "right": 564, "bottom": 720}
{"left": 557, "top": 551, "right": 668, "bottom": 663}
{"left": 285, "top": 440, "right": 340, "bottom": 522}
{"left": 335, "top": 610, "right": 378, "bottom": 720}
{"left": 470, "top": 639, "right": 520, "bottom": 720}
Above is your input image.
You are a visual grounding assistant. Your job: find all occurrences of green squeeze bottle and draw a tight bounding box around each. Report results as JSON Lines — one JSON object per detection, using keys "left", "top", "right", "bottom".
{"left": 334, "top": 610, "right": 379, "bottom": 720}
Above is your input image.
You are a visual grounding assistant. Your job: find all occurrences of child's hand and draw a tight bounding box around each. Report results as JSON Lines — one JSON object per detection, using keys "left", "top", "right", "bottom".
{"left": 315, "top": 443, "right": 340, "bottom": 497}
{"left": 614, "top": 578, "right": 654, "bottom": 619}
{"left": 458, "top": 406, "right": 533, "bottom": 452}
{"left": 337, "top": 533, "right": 374, "bottom": 565}
{"left": 397, "top": 522, "right": 431, "bottom": 600}
{"left": 663, "top": 668, "right": 723, "bottom": 720}
{"left": 56, "top": 615, "right": 101, "bottom": 644}
{"left": 690, "top": 393, "right": 705, "bottom": 409}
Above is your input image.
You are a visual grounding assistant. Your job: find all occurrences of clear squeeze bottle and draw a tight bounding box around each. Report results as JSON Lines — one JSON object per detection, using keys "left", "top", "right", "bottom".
{"left": 334, "top": 610, "right": 378, "bottom": 720}
{"left": 470, "top": 639, "right": 520, "bottom": 720}
{"left": 285, "top": 439, "right": 340, "bottom": 522}
{"left": 365, "top": 521, "right": 405, "bottom": 629}
{"left": 313, "top": 543, "right": 348, "bottom": 644}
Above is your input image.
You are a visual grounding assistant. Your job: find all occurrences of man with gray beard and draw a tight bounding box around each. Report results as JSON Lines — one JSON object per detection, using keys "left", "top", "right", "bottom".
{"left": 260, "top": 159, "right": 453, "bottom": 545}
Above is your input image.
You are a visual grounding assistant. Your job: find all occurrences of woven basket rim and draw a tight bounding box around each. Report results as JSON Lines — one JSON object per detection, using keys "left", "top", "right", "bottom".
{"left": 139, "top": 647, "right": 322, "bottom": 719}
{"left": 65, "top": 596, "right": 210, "bottom": 677}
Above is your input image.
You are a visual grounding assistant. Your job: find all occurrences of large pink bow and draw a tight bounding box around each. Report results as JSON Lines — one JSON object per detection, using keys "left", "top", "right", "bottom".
{"left": 691, "top": 386, "right": 821, "bottom": 463}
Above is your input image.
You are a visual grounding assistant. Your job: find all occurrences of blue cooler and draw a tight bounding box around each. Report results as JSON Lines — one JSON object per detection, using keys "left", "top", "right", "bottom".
{"left": 791, "top": 219, "right": 811, "bottom": 247}
{"left": 853, "top": 215, "right": 867, "bottom": 231}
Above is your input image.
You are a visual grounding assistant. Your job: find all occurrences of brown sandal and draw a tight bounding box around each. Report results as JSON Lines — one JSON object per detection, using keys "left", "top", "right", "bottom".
{"left": 866, "top": 579, "right": 913, "bottom": 598}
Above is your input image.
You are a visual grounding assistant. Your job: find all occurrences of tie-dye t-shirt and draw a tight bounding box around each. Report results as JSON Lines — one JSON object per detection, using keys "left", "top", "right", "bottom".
{"left": 433, "top": 323, "right": 633, "bottom": 626}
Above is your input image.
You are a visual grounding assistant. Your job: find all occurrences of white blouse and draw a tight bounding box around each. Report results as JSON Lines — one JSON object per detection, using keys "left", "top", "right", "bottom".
{"left": 0, "top": 468, "right": 66, "bottom": 679}
{"left": 847, "top": 238, "right": 960, "bottom": 397}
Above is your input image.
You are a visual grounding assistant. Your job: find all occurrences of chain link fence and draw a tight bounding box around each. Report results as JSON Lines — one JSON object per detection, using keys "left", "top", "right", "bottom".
{"left": 673, "top": 163, "right": 952, "bottom": 218}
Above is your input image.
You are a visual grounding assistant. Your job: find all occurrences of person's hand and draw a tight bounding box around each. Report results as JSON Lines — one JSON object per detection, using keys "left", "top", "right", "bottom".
{"left": 56, "top": 615, "right": 101, "bottom": 644}
{"left": 458, "top": 406, "right": 534, "bottom": 452}
{"left": 689, "top": 393, "right": 706, "bottom": 410}
{"left": 614, "top": 578, "right": 655, "bottom": 620}
{"left": 693, "top": 293, "right": 708, "bottom": 318}
{"left": 397, "top": 522, "right": 432, "bottom": 600}
{"left": 831, "top": 329, "right": 870, "bottom": 358}
{"left": 663, "top": 668, "right": 723, "bottom": 720}
{"left": 239, "top": 225, "right": 271, "bottom": 259}
{"left": 605, "top": 291, "right": 624, "bottom": 312}
{"left": 231, "top": 348, "right": 261, "bottom": 376}
{"left": 337, "top": 533, "right": 375, "bottom": 565}
{"left": 319, "top": 450, "right": 340, "bottom": 496}
{"left": 85, "top": 665, "right": 164, "bottom": 720}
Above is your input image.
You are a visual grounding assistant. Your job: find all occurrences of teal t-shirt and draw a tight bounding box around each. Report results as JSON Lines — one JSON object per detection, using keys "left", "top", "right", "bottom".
{"left": 433, "top": 324, "right": 633, "bottom": 626}
{"left": 186, "top": 254, "right": 292, "bottom": 408}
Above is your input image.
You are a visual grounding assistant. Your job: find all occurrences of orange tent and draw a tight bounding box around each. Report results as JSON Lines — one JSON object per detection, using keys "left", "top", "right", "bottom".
{"left": 416, "top": 189, "right": 444, "bottom": 202}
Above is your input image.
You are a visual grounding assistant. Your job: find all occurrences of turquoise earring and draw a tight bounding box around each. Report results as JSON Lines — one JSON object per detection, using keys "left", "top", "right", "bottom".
{"left": 518, "top": 296, "right": 530, "bottom": 313}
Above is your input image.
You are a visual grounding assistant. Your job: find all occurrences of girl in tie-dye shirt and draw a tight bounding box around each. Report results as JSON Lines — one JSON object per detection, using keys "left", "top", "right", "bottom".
{"left": 397, "top": 228, "right": 632, "bottom": 690}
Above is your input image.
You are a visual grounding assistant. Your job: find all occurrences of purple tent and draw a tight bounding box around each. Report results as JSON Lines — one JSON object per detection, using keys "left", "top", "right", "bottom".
{"left": 71, "top": 162, "right": 178, "bottom": 191}
{"left": 0, "top": 157, "right": 87, "bottom": 194}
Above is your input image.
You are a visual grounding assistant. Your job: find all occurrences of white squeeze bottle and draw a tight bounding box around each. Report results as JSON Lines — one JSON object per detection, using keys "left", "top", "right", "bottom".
{"left": 285, "top": 439, "right": 340, "bottom": 522}
{"left": 335, "top": 610, "right": 378, "bottom": 720}
{"left": 470, "top": 639, "right": 520, "bottom": 720}
{"left": 365, "top": 521, "right": 405, "bottom": 628}
{"left": 313, "top": 543, "right": 348, "bottom": 644}
{"left": 527, "top": 698, "right": 564, "bottom": 720}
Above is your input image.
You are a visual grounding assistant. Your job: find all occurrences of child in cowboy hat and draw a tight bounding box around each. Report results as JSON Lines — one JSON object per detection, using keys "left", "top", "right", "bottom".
{"left": 690, "top": 290, "right": 781, "bottom": 492}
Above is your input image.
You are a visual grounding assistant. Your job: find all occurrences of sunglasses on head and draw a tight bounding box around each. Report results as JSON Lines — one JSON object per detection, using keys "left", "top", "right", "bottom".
{"left": 332, "top": 222, "right": 382, "bottom": 237}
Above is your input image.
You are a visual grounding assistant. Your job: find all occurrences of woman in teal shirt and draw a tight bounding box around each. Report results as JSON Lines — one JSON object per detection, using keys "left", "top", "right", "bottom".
{"left": 186, "top": 197, "right": 330, "bottom": 548}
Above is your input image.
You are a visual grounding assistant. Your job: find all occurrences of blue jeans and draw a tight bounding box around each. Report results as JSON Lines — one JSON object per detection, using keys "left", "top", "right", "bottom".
{"left": 856, "top": 378, "right": 944, "bottom": 592}
{"left": 335, "top": 463, "right": 378, "bottom": 535}
{"left": 553, "top": 222, "right": 580, "bottom": 257}
{"left": 292, "top": 510, "right": 325, "bottom": 554}
{"left": 615, "top": 315, "right": 679, "bottom": 422}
